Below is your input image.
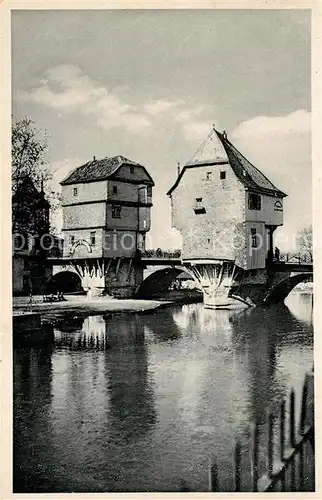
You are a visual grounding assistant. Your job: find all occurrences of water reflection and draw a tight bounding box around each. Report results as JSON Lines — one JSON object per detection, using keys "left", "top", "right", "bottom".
{"left": 13, "top": 345, "right": 53, "bottom": 492}
{"left": 14, "top": 293, "right": 313, "bottom": 492}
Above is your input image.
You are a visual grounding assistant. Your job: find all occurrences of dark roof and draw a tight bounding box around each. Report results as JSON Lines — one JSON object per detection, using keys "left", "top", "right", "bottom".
{"left": 218, "top": 132, "right": 287, "bottom": 198}
{"left": 60, "top": 155, "right": 154, "bottom": 186}
{"left": 167, "top": 128, "right": 287, "bottom": 197}
{"left": 12, "top": 176, "right": 50, "bottom": 207}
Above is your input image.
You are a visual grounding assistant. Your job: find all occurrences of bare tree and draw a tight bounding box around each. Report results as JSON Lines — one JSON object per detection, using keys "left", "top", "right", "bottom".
{"left": 12, "top": 117, "right": 60, "bottom": 233}
{"left": 12, "top": 117, "right": 51, "bottom": 192}
{"left": 296, "top": 225, "right": 313, "bottom": 261}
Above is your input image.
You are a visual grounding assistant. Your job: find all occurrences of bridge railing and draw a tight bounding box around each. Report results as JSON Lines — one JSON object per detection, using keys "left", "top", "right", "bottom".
{"left": 141, "top": 250, "right": 312, "bottom": 264}
{"left": 141, "top": 248, "right": 182, "bottom": 259}
{"left": 279, "top": 252, "right": 313, "bottom": 265}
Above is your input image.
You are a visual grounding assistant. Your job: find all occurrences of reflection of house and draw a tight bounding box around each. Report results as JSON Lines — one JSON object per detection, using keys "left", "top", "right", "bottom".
{"left": 12, "top": 176, "right": 62, "bottom": 294}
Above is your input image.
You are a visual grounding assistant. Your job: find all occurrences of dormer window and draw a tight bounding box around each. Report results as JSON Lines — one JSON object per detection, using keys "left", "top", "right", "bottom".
{"left": 194, "top": 198, "right": 206, "bottom": 214}
{"left": 248, "top": 193, "right": 261, "bottom": 211}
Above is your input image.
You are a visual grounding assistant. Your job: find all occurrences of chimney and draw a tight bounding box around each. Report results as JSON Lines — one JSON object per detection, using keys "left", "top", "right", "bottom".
{"left": 93, "top": 156, "right": 96, "bottom": 161}
{"left": 177, "top": 162, "right": 181, "bottom": 177}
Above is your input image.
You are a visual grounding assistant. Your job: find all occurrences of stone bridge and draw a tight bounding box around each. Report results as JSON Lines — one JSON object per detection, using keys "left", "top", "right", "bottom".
{"left": 48, "top": 256, "right": 312, "bottom": 307}
{"left": 137, "top": 259, "right": 313, "bottom": 306}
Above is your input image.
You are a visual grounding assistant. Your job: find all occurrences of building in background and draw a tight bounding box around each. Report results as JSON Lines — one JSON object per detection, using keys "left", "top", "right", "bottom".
{"left": 12, "top": 176, "right": 62, "bottom": 294}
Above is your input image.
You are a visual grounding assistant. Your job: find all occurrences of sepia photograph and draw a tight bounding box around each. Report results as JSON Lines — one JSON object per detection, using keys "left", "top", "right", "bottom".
{"left": 8, "top": 6, "right": 314, "bottom": 493}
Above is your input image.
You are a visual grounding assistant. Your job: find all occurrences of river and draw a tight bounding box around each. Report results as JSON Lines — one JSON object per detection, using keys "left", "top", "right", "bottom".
{"left": 13, "top": 291, "right": 313, "bottom": 492}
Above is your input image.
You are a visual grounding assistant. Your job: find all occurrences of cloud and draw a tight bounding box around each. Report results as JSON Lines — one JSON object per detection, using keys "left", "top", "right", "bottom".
{"left": 231, "top": 110, "right": 311, "bottom": 250}
{"left": 48, "top": 157, "right": 86, "bottom": 235}
{"left": 175, "top": 106, "right": 205, "bottom": 123}
{"left": 19, "top": 65, "right": 214, "bottom": 142}
{"left": 176, "top": 106, "right": 214, "bottom": 142}
{"left": 232, "top": 109, "right": 310, "bottom": 140}
{"left": 144, "top": 99, "right": 183, "bottom": 115}
{"left": 50, "top": 157, "right": 84, "bottom": 187}
{"left": 19, "top": 64, "right": 151, "bottom": 134}
{"left": 181, "top": 121, "right": 211, "bottom": 141}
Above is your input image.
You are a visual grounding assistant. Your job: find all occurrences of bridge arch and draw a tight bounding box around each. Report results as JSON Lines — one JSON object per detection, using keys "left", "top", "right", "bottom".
{"left": 264, "top": 273, "right": 312, "bottom": 305}
{"left": 46, "top": 270, "right": 83, "bottom": 294}
{"left": 137, "top": 266, "right": 198, "bottom": 299}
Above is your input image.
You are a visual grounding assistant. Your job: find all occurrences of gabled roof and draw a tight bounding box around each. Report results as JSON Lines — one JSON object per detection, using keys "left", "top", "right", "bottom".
{"left": 185, "top": 127, "right": 229, "bottom": 166}
{"left": 167, "top": 127, "right": 287, "bottom": 198}
{"left": 60, "top": 155, "right": 154, "bottom": 186}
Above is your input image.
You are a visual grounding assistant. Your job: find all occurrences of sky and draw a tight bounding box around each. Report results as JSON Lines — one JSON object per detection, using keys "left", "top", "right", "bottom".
{"left": 11, "top": 9, "right": 311, "bottom": 250}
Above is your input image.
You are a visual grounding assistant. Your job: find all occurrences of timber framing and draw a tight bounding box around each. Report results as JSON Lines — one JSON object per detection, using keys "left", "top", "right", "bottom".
{"left": 62, "top": 199, "right": 153, "bottom": 208}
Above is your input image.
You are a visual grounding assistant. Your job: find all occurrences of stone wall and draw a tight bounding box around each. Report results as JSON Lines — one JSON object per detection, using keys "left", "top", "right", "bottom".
{"left": 170, "top": 164, "right": 247, "bottom": 265}
{"left": 104, "top": 259, "right": 144, "bottom": 298}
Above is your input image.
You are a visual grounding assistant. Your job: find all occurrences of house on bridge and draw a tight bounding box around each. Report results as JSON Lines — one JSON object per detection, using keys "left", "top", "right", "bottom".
{"left": 167, "top": 126, "right": 288, "bottom": 307}
{"left": 57, "top": 155, "right": 154, "bottom": 297}
{"left": 167, "top": 126, "right": 287, "bottom": 270}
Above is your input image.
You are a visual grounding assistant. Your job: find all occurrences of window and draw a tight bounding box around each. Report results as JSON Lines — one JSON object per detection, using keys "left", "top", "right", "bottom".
{"left": 70, "top": 235, "right": 75, "bottom": 245}
{"left": 248, "top": 193, "right": 261, "bottom": 211}
{"left": 147, "top": 186, "right": 152, "bottom": 197}
{"left": 24, "top": 257, "right": 29, "bottom": 270}
{"left": 112, "top": 185, "right": 118, "bottom": 195}
{"left": 130, "top": 166, "right": 134, "bottom": 174}
{"left": 251, "top": 228, "right": 258, "bottom": 248}
{"left": 139, "top": 186, "right": 147, "bottom": 203}
{"left": 220, "top": 171, "right": 226, "bottom": 180}
{"left": 90, "top": 231, "right": 96, "bottom": 246}
{"left": 194, "top": 197, "right": 206, "bottom": 214}
{"left": 206, "top": 172, "right": 212, "bottom": 180}
{"left": 112, "top": 205, "right": 121, "bottom": 218}
{"left": 73, "top": 187, "right": 78, "bottom": 196}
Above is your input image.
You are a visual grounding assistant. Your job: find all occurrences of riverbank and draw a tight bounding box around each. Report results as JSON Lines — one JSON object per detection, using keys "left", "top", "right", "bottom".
{"left": 13, "top": 291, "right": 202, "bottom": 323}
{"left": 13, "top": 296, "right": 168, "bottom": 322}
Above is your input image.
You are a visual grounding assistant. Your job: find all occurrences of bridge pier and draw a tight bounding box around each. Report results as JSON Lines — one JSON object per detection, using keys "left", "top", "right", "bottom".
{"left": 52, "top": 257, "right": 144, "bottom": 299}
{"left": 188, "top": 260, "right": 239, "bottom": 308}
